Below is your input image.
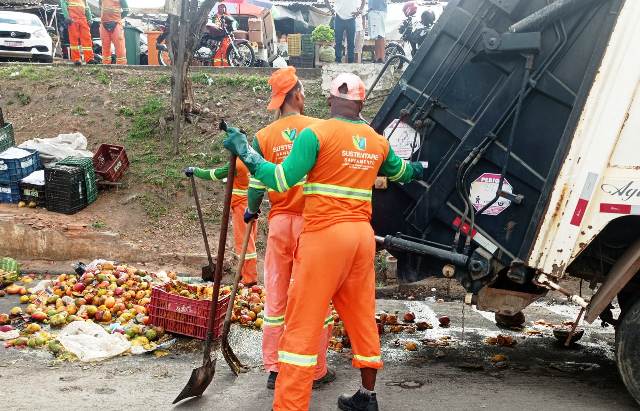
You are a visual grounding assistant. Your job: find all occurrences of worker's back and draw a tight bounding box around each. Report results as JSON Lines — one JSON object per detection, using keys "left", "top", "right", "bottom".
{"left": 255, "top": 114, "right": 318, "bottom": 219}
{"left": 303, "top": 117, "right": 389, "bottom": 232}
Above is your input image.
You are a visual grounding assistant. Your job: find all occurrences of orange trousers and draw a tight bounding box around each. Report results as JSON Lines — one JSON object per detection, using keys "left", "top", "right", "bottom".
{"left": 274, "top": 221, "right": 382, "bottom": 410}
{"left": 100, "top": 21, "right": 127, "bottom": 64}
{"left": 68, "top": 18, "right": 94, "bottom": 63}
{"left": 231, "top": 201, "right": 257, "bottom": 284}
{"left": 262, "top": 214, "right": 331, "bottom": 380}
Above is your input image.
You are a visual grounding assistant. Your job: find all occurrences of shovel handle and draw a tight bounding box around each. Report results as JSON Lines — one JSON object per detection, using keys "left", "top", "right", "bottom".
{"left": 190, "top": 175, "right": 215, "bottom": 270}
{"left": 222, "top": 219, "right": 255, "bottom": 340}
{"left": 203, "top": 148, "right": 237, "bottom": 360}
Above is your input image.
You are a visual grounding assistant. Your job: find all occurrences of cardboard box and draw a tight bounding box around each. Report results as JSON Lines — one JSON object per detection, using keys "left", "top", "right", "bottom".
{"left": 249, "top": 30, "right": 263, "bottom": 43}
{"left": 248, "top": 18, "right": 262, "bottom": 31}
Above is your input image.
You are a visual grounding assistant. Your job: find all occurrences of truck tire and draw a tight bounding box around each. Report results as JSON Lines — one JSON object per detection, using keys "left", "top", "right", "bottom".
{"left": 616, "top": 298, "right": 640, "bottom": 404}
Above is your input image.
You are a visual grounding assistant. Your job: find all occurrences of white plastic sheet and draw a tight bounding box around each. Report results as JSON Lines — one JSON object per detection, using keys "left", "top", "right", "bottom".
{"left": 58, "top": 321, "right": 131, "bottom": 362}
{"left": 18, "top": 132, "right": 93, "bottom": 166}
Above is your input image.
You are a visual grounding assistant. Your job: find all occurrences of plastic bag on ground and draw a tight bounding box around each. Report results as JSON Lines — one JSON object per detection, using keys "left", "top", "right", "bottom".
{"left": 58, "top": 321, "right": 131, "bottom": 362}
{"left": 18, "top": 132, "right": 93, "bottom": 166}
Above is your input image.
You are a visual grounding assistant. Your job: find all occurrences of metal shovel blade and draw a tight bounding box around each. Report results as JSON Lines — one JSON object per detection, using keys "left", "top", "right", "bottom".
{"left": 173, "top": 357, "right": 216, "bottom": 404}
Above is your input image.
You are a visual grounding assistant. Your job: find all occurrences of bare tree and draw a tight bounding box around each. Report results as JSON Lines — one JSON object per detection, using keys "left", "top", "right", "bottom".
{"left": 169, "top": 0, "right": 217, "bottom": 154}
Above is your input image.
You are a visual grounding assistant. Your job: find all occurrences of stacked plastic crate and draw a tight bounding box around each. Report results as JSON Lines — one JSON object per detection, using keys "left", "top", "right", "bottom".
{"left": 288, "top": 34, "right": 315, "bottom": 68}
{"left": 0, "top": 147, "right": 42, "bottom": 204}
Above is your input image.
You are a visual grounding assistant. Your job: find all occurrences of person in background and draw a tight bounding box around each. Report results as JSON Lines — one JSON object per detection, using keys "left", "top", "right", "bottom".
{"left": 367, "top": 0, "right": 387, "bottom": 63}
{"left": 327, "top": 0, "right": 365, "bottom": 63}
{"left": 354, "top": 14, "right": 365, "bottom": 63}
{"left": 60, "top": 0, "right": 96, "bottom": 65}
{"left": 245, "top": 67, "right": 336, "bottom": 391}
{"left": 99, "top": 0, "right": 129, "bottom": 65}
{"left": 184, "top": 159, "right": 259, "bottom": 287}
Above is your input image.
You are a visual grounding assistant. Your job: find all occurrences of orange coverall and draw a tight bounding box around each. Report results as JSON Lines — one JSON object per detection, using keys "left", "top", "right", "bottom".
{"left": 62, "top": 0, "right": 95, "bottom": 63}
{"left": 192, "top": 159, "right": 258, "bottom": 285}
{"left": 251, "top": 114, "right": 332, "bottom": 380}
{"left": 100, "top": 0, "right": 128, "bottom": 64}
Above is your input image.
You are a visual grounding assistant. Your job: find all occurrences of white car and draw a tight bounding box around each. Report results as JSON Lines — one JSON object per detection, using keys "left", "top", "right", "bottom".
{"left": 0, "top": 11, "right": 54, "bottom": 63}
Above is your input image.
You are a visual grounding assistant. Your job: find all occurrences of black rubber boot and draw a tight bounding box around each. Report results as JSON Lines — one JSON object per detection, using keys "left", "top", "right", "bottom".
{"left": 337, "top": 390, "right": 379, "bottom": 411}
{"left": 312, "top": 367, "right": 336, "bottom": 389}
{"left": 266, "top": 371, "right": 278, "bottom": 390}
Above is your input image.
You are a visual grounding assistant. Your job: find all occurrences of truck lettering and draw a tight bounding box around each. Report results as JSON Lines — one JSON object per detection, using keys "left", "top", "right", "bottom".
{"left": 600, "top": 181, "right": 640, "bottom": 201}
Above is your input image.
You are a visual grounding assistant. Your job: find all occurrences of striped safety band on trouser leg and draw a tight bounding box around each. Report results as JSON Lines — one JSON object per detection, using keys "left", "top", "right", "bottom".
{"left": 244, "top": 252, "right": 257, "bottom": 260}
{"left": 263, "top": 314, "right": 285, "bottom": 327}
{"left": 278, "top": 351, "right": 317, "bottom": 367}
{"left": 303, "top": 182, "right": 372, "bottom": 202}
{"left": 232, "top": 188, "right": 248, "bottom": 196}
{"left": 353, "top": 354, "right": 383, "bottom": 368}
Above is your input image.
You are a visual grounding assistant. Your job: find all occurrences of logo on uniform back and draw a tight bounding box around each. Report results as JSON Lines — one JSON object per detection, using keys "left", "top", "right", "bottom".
{"left": 282, "top": 128, "right": 298, "bottom": 142}
{"left": 352, "top": 135, "right": 367, "bottom": 151}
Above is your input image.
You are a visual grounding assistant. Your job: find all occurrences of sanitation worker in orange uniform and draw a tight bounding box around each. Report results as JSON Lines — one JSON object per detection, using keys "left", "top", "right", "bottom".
{"left": 184, "top": 159, "right": 258, "bottom": 286}
{"left": 60, "top": 0, "right": 96, "bottom": 65}
{"left": 99, "top": 0, "right": 129, "bottom": 64}
{"left": 244, "top": 67, "right": 335, "bottom": 390}
{"left": 223, "top": 73, "right": 424, "bottom": 411}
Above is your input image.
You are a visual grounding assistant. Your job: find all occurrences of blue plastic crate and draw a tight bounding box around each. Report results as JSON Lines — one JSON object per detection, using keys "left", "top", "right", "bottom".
{"left": 0, "top": 181, "right": 20, "bottom": 203}
{"left": 0, "top": 148, "right": 41, "bottom": 184}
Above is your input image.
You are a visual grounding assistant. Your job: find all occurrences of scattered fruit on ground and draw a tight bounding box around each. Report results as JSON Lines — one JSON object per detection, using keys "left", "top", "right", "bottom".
{"left": 439, "top": 316, "right": 451, "bottom": 327}
{"left": 404, "top": 341, "right": 418, "bottom": 351}
{"left": 403, "top": 311, "right": 416, "bottom": 323}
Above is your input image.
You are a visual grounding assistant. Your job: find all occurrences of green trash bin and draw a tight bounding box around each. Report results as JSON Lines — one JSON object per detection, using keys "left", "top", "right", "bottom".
{"left": 124, "top": 24, "right": 143, "bottom": 65}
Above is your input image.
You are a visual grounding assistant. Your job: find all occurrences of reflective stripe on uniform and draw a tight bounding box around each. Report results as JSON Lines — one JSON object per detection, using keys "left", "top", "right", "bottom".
{"left": 249, "top": 177, "right": 266, "bottom": 190}
{"left": 353, "top": 354, "right": 382, "bottom": 364}
{"left": 81, "top": 47, "right": 93, "bottom": 50}
{"left": 303, "top": 182, "right": 372, "bottom": 202}
{"left": 209, "top": 169, "right": 220, "bottom": 180}
{"left": 264, "top": 314, "right": 284, "bottom": 327}
{"left": 232, "top": 189, "right": 247, "bottom": 196}
{"left": 388, "top": 160, "right": 407, "bottom": 182}
{"left": 323, "top": 314, "right": 334, "bottom": 328}
{"left": 68, "top": 2, "right": 86, "bottom": 7}
{"left": 278, "top": 351, "right": 317, "bottom": 367}
{"left": 244, "top": 252, "right": 257, "bottom": 260}
{"left": 274, "top": 164, "right": 289, "bottom": 193}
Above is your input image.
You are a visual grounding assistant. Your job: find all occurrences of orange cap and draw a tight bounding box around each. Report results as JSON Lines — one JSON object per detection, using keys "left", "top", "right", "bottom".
{"left": 267, "top": 67, "right": 299, "bottom": 110}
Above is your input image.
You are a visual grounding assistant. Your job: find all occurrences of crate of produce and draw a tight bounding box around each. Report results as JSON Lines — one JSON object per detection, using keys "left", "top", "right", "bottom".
{"left": 19, "top": 169, "right": 45, "bottom": 207}
{"left": 93, "top": 144, "right": 129, "bottom": 182}
{"left": 44, "top": 164, "right": 87, "bottom": 214}
{"left": 301, "top": 34, "right": 314, "bottom": 56}
{"left": 0, "top": 122, "right": 14, "bottom": 153}
{"left": 0, "top": 147, "right": 41, "bottom": 184}
{"left": 148, "top": 284, "right": 230, "bottom": 340}
{"left": 287, "top": 33, "right": 302, "bottom": 57}
{"left": 289, "top": 55, "right": 315, "bottom": 68}
{"left": 0, "top": 181, "right": 20, "bottom": 203}
{"left": 58, "top": 156, "right": 98, "bottom": 204}
{"left": 0, "top": 257, "right": 20, "bottom": 285}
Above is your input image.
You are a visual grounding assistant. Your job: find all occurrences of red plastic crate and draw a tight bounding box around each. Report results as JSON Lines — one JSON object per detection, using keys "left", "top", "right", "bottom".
{"left": 92, "top": 144, "right": 129, "bottom": 182}
{"left": 148, "top": 286, "right": 230, "bottom": 340}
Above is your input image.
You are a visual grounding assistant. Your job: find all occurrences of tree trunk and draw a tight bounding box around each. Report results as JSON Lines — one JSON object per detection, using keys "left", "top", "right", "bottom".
{"left": 169, "top": 0, "right": 217, "bottom": 154}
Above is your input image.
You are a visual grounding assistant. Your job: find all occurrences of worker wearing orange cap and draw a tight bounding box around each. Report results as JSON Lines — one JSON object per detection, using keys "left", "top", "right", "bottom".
{"left": 223, "top": 73, "right": 424, "bottom": 410}
{"left": 244, "top": 67, "right": 335, "bottom": 390}
{"left": 184, "top": 160, "right": 258, "bottom": 286}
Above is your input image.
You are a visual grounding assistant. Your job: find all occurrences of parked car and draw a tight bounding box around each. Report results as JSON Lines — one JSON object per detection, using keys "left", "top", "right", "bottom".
{"left": 0, "top": 11, "right": 54, "bottom": 63}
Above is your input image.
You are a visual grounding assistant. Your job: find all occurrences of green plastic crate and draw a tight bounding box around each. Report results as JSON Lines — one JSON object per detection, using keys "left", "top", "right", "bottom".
{"left": 58, "top": 156, "right": 98, "bottom": 204}
{"left": 0, "top": 123, "right": 15, "bottom": 153}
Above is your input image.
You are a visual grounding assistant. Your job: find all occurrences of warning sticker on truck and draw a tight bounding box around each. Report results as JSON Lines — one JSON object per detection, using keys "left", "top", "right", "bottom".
{"left": 384, "top": 119, "right": 420, "bottom": 160}
{"left": 470, "top": 173, "right": 513, "bottom": 216}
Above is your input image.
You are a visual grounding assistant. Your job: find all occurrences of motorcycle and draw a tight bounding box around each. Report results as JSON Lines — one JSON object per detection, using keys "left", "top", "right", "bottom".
{"left": 157, "top": 15, "right": 255, "bottom": 67}
{"left": 385, "top": 5, "right": 435, "bottom": 68}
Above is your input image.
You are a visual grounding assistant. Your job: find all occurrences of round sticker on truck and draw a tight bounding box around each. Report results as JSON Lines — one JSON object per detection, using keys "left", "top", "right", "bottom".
{"left": 384, "top": 120, "right": 420, "bottom": 160}
{"left": 470, "top": 173, "right": 513, "bottom": 216}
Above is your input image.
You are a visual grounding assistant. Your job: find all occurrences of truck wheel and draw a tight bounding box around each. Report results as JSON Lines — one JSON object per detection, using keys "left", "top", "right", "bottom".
{"left": 616, "top": 298, "right": 640, "bottom": 404}
{"left": 495, "top": 312, "right": 525, "bottom": 328}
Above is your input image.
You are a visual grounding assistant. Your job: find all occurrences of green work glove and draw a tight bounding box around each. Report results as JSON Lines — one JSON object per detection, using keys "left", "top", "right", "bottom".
{"left": 223, "top": 127, "right": 265, "bottom": 174}
{"left": 410, "top": 161, "right": 426, "bottom": 180}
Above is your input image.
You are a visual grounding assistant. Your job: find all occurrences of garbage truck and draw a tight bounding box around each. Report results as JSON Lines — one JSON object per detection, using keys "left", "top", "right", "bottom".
{"left": 370, "top": 0, "right": 640, "bottom": 402}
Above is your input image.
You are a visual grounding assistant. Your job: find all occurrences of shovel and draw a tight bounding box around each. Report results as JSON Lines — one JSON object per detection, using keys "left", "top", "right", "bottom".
{"left": 190, "top": 173, "right": 216, "bottom": 282}
{"left": 173, "top": 121, "right": 237, "bottom": 404}
{"left": 221, "top": 219, "right": 255, "bottom": 375}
